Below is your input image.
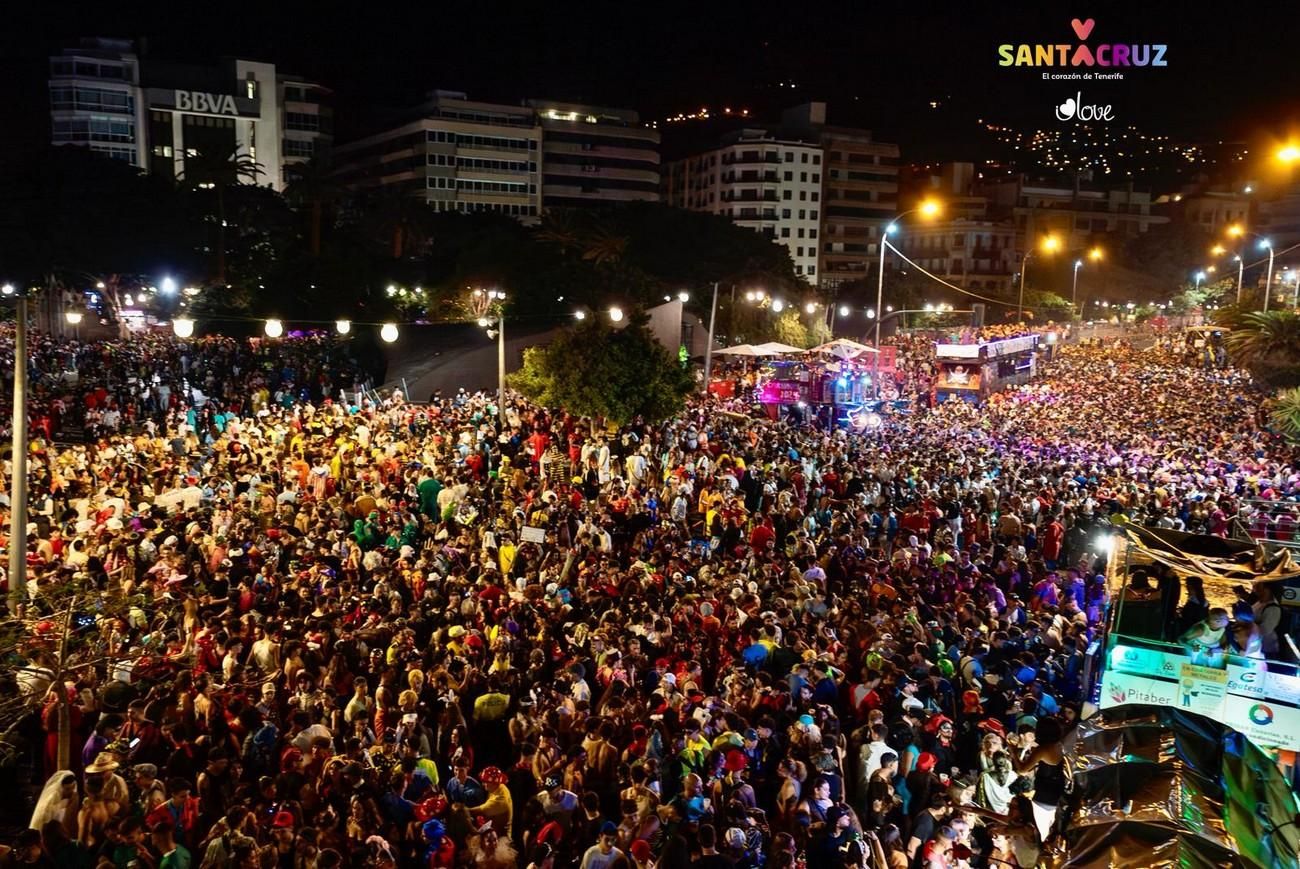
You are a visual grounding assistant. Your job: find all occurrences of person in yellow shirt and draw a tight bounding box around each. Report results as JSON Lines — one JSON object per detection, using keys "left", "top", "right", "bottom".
{"left": 470, "top": 767, "right": 513, "bottom": 833}
{"left": 498, "top": 539, "right": 517, "bottom": 575}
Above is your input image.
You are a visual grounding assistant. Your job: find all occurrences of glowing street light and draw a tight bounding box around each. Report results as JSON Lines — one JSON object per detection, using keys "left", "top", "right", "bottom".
{"left": 64, "top": 310, "right": 82, "bottom": 325}
{"left": 804, "top": 301, "right": 817, "bottom": 314}
{"left": 1260, "top": 238, "right": 1276, "bottom": 310}
{"left": 771, "top": 298, "right": 785, "bottom": 313}
{"left": 875, "top": 198, "right": 942, "bottom": 395}
{"left": 677, "top": 290, "right": 690, "bottom": 303}
{"left": 264, "top": 318, "right": 283, "bottom": 338}
{"left": 1, "top": 284, "right": 13, "bottom": 296}
{"left": 1018, "top": 233, "right": 1062, "bottom": 321}
{"left": 1280, "top": 145, "right": 1300, "bottom": 163}
{"left": 1211, "top": 244, "right": 1227, "bottom": 256}
{"left": 574, "top": 310, "right": 587, "bottom": 320}
{"left": 838, "top": 305, "right": 850, "bottom": 317}
{"left": 160, "top": 276, "right": 177, "bottom": 295}
{"left": 380, "top": 323, "right": 399, "bottom": 343}
{"left": 335, "top": 319, "right": 352, "bottom": 335}
{"left": 172, "top": 317, "right": 195, "bottom": 339}
{"left": 608, "top": 306, "right": 624, "bottom": 322}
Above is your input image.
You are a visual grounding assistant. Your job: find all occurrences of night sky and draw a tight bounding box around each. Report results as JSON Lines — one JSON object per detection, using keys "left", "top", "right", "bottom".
{"left": 5, "top": 3, "right": 1300, "bottom": 164}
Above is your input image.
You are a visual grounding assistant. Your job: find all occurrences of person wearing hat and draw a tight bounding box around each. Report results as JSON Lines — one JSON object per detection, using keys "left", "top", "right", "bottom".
{"left": 81, "top": 753, "right": 128, "bottom": 846}
{"left": 132, "top": 764, "right": 166, "bottom": 816}
{"left": 469, "top": 767, "right": 513, "bottom": 835}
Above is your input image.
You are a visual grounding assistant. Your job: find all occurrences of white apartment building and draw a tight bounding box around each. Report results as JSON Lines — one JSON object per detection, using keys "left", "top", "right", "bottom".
{"left": 50, "top": 38, "right": 332, "bottom": 192}
{"left": 665, "top": 128, "right": 823, "bottom": 281}
{"left": 332, "top": 92, "right": 543, "bottom": 221}
{"left": 48, "top": 38, "right": 149, "bottom": 168}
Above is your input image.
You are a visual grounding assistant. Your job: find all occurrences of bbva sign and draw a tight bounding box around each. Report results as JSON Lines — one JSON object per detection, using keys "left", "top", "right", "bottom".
{"left": 175, "top": 90, "right": 239, "bottom": 116}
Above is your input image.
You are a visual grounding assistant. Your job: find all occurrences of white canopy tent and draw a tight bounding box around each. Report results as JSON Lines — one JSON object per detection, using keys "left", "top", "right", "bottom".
{"left": 712, "top": 343, "right": 764, "bottom": 356}
{"left": 749, "top": 341, "right": 805, "bottom": 355}
{"left": 808, "top": 338, "right": 880, "bottom": 360}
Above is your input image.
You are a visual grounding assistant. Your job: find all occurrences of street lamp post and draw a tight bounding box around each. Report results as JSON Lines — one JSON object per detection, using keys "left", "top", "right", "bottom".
{"left": 1235, "top": 255, "right": 1244, "bottom": 305}
{"left": 7, "top": 292, "right": 28, "bottom": 614}
{"left": 1261, "top": 240, "right": 1276, "bottom": 311}
{"left": 1071, "top": 260, "right": 1082, "bottom": 318}
{"left": 1018, "top": 235, "right": 1061, "bottom": 323}
{"left": 873, "top": 199, "right": 940, "bottom": 397}
{"left": 702, "top": 281, "right": 719, "bottom": 391}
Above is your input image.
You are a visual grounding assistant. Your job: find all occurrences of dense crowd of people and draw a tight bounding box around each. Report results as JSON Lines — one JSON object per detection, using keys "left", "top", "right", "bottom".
{"left": 0, "top": 329, "right": 1295, "bottom": 869}
{"left": 0, "top": 329, "right": 371, "bottom": 443}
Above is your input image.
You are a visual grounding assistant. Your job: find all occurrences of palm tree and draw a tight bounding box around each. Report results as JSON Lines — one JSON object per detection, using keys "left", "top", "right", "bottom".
{"left": 580, "top": 227, "right": 628, "bottom": 266}
{"left": 178, "top": 144, "right": 263, "bottom": 283}
{"left": 284, "top": 155, "right": 340, "bottom": 258}
{"left": 364, "top": 189, "right": 432, "bottom": 259}
{"left": 1268, "top": 387, "right": 1300, "bottom": 443}
{"left": 1225, "top": 310, "right": 1300, "bottom": 389}
{"left": 534, "top": 208, "right": 585, "bottom": 252}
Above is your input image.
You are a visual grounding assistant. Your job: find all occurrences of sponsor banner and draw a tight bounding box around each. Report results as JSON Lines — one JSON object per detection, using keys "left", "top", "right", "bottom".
{"left": 520, "top": 526, "right": 546, "bottom": 544}
{"left": 1110, "top": 644, "right": 1181, "bottom": 680}
{"left": 1178, "top": 663, "right": 1228, "bottom": 719}
{"left": 1222, "top": 695, "right": 1300, "bottom": 752}
{"left": 1100, "top": 669, "right": 1179, "bottom": 710}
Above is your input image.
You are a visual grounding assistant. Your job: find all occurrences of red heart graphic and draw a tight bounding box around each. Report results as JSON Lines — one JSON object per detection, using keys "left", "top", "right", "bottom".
{"left": 1071, "top": 18, "right": 1095, "bottom": 40}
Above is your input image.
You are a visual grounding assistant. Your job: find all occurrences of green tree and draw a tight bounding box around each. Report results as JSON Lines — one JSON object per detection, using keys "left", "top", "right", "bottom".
{"left": 1268, "top": 387, "right": 1300, "bottom": 443}
{"left": 509, "top": 313, "right": 694, "bottom": 425}
{"left": 773, "top": 310, "right": 811, "bottom": 348}
{"left": 178, "top": 143, "right": 263, "bottom": 283}
{"left": 1225, "top": 310, "right": 1300, "bottom": 389}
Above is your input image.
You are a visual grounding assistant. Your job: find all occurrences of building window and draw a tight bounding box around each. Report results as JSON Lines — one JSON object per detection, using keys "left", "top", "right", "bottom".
{"left": 808, "top": 265, "right": 815, "bottom": 274}
{"left": 800, "top": 172, "right": 807, "bottom": 182}
{"left": 781, "top": 227, "right": 790, "bottom": 238}
{"left": 811, "top": 191, "right": 819, "bottom": 202}
{"left": 801, "top": 153, "right": 808, "bottom": 163}
{"left": 283, "top": 139, "right": 315, "bottom": 158}
{"left": 798, "top": 210, "right": 806, "bottom": 219}
{"left": 50, "top": 86, "right": 134, "bottom": 114}
{"left": 797, "top": 228, "right": 805, "bottom": 238}
{"left": 246, "top": 79, "right": 257, "bottom": 99}
{"left": 782, "top": 208, "right": 791, "bottom": 218}
{"left": 782, "top": 190, "right": 792, "bottom": 200}
{"left": 799, "top": 191, "right": 807, "bottom": 201}
{"left": 812, "top": 154, "right": 820, "bottom": 165}
{"left": 784, "top": 171, "right": 792, "bottom": 181}
{"left": 809, "top": 229, "right": 817, "bottom": 239}
{"left": 285, "top": 112, "right": 320, "bottom": 132}
{"left": 785, "top": 153, "right": 794, "bottom": 162}
{"left": 811, "top": 173, "right": 819, "bottom": 183}
{"left": 810, "top": 210, "right": 818, "bottom": 220}
{"left": 795, "top": 264, "right": 803, "bottom": 274}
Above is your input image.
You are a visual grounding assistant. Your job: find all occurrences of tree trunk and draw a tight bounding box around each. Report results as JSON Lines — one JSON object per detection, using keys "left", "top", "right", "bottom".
{"left": 55, "top": 594, "right": 77, "bottom": 771}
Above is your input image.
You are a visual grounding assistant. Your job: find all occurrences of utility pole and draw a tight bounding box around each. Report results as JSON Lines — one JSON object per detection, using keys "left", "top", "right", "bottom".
{"left": 702, "top": 281, "right": 719, "bottom": 390}
{"left": 8, "top": 295, "right": 28, "bottom": 615}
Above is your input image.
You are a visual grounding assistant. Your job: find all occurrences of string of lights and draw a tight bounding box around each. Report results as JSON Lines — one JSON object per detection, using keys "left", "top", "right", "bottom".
{"left": 883, "top": 239, "right": 1036, "bottom": 310}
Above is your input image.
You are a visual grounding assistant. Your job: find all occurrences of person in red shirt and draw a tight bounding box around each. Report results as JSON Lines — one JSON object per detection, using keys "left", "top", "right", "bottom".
{"left": 1041, "top": 516, "right": 1064, "bottom": 569}
{"left": 749, "top": 517, "right": 775, "bottom": 552}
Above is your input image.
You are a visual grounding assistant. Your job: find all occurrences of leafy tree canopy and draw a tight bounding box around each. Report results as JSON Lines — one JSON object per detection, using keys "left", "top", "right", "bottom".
{"left": 508, "top": 314, "right": 694, "bottom": 425}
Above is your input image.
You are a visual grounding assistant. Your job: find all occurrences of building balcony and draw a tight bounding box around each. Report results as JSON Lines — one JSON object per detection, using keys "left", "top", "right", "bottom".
{"left": 721, "top": 155, "right": 783, "bottom": 166}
